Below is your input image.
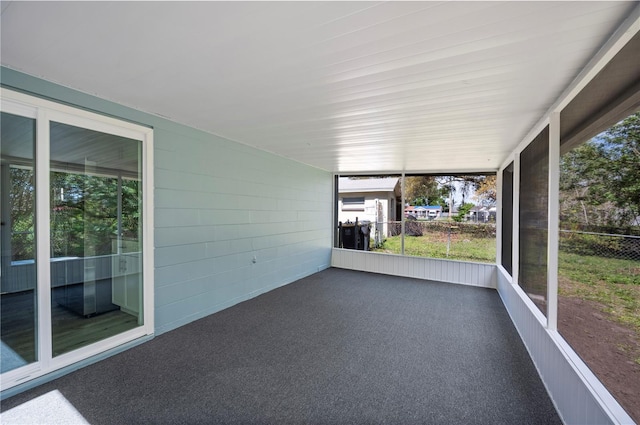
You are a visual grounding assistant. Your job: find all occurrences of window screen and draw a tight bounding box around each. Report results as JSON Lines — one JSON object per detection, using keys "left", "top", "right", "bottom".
{"left": 342, "top": 197, "right": 365, "bottom": 211}
{"left": 519, "top": 127, "right": 549, "bottom": 315}
{"left": 501, "top": 162, "right": 514, "bottom": 275}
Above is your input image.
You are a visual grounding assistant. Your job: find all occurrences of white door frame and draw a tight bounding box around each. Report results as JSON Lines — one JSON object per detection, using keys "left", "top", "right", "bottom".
{"left": 0, "top": 88, "right": 154, "bottom": 391}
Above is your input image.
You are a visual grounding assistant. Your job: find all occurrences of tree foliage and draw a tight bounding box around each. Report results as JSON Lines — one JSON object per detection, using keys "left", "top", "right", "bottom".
{"left": 403, "top": 174, "right": 496, "bottom": 214}
{"left": 403, "top": 176, "right": 445, "bottom": 206}
{"left": 560, "top": 112, "right": 640, "bottom": 228}
{"left": 453, "top": 202, "right": 475, "bottom": 222}
{"left": 50, "top": 172, "right": 141, "bottom": 257}
{"left": 474, "top": 175, "right": 497, "bottom": 206}
{"left": 8, "top": 168, "right": 141, "bottom": 261}
{"left": 9, "top": 168, "right": 35, "bottom": 261}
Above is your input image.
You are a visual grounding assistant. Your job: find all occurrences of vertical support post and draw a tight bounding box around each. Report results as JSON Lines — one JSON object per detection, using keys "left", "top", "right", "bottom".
{"left": 36, "top": 109, "right": 52, "bottom": 367}
{"left": 495, "top": 169, "right": 503, "bottom": 266}
{"left": 0, "top": 164, "right": 12, "bottom": 280}
{"left": 547, "top": 112, "right": 560, "bottom": 330}
{"left": 141, "top": 128, "right": 154, "bottom": 333}
{"left": 400, "top": 173, "right": 405, "bottom": 256}
{"left": 83, "top": 158, "right": 97, "bottom": 316}
{"left": 117, "top": 173, "right": 123, "bottom": 255}
{"left": 512, "top": 154, "right": 521, "bottom": 285}
{"left": 333, "top": 175, "right": 339, "bottom": 248}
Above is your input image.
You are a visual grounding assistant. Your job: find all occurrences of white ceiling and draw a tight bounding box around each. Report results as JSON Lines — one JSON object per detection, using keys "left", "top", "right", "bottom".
{"left": 1, "top": 1, "right": 636, "bottom": 173}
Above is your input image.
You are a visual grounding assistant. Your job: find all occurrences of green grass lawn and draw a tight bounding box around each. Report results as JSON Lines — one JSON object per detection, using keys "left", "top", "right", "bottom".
{"left": 372, "top": 233, "right": 496, "bottom": 263}
{"left": 372, "top": 233, "right": 639, "bottom": 340}
{"left": 559, "top": 251, "right": 640, "bottom": 335}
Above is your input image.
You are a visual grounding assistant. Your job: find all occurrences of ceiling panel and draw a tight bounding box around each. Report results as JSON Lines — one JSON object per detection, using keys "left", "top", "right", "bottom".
{"left": 1, "top": 1, "right": 636, "bottom": 173}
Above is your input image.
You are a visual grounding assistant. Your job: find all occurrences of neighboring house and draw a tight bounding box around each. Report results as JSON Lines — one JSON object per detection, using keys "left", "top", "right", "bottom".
{"left": 338, "top": 177, "right": 401, "bottom": 244}
{"left": 405, "top": 205, "right": 443, "bottom": 220}
{"left": 470, "top": 206, "right": 497, "bottom": 222}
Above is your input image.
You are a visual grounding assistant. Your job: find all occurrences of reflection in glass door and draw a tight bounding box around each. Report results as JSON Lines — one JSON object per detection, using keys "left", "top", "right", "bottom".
{"left": 0, "top": 112, "right": 38, "bottom": 373}
{"left": 49, "top": 121, "right": 143, "bottom": 357}
{"left": 2, "top": 88, "right": 153, "bottom": 392}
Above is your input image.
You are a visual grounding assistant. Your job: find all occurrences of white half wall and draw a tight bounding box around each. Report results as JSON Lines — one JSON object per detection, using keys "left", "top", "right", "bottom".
{"left": 331, "top": 248, "right": 496, "bottom": 288}
{"left": 496, "top": 267, "right": 634, "bottom": 425}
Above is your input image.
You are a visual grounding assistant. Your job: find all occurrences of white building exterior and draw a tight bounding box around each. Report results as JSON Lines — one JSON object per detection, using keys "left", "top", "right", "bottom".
{"left": 338, "top": 177, "right": 401, "bottom": 244}
{"left": 405, "top": 205, "right": 443, "bottom": 220}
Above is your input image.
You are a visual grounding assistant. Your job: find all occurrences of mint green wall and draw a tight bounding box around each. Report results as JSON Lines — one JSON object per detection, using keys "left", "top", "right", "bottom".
{"left": 1, "top": 67, "right": 333, "bottom": 334}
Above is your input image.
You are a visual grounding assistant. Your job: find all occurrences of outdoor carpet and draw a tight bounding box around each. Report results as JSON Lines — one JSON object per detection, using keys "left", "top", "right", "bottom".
{"left": 1, "top": 268, "right": 561, "bottom": 424}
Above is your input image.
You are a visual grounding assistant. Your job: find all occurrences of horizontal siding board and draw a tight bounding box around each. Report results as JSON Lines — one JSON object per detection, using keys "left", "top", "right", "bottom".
{"left": 331, "top": 249, "right": 496, "bottom": 289}
{"left": 2, "top": 68, "right": 336, "bottom": 342}
{"left": 155, "top": 124, "right": 333, "bottom": 334}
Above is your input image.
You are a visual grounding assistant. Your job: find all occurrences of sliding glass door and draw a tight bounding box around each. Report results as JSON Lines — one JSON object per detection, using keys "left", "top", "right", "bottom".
{"left": 49, "top": 121, "right": 144, "bottom": 357}
{"left": 1, "top": 112, "right": 38, "bottom": 374}
{"left": 1, "top": 89, "right": 153, "bottom": 390}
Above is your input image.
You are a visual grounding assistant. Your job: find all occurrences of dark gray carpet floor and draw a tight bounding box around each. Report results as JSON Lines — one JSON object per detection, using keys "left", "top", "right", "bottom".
{"left": 1, "top": 268, "right": 562, "bottom": 424}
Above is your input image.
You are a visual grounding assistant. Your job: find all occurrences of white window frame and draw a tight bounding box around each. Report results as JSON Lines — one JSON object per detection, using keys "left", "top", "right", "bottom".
{"left": 341, "top": 196, "right": 365, "bottom": 211}
{"left": 0, "top": 88, "right": 154, "bottom": 391}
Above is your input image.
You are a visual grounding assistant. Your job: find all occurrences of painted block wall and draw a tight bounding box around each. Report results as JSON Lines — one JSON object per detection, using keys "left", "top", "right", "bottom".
{"left": 153, "top": 129, "right": 332, "bottom": 333}
{"left": 1, "top": 67, "right": 333, "bottom": 335}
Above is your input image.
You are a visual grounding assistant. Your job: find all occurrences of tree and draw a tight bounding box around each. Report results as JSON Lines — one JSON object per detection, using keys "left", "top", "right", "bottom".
{"left": 453, "top": 202, "right": 475, "bottom": 222}
{"left": 474, "top": 175, "right": 497, "bottom": 206}
{"left": 50, "top": 172, "right": 141, "bottom": 257}
{"left": 434, "top": 175, "right": 495, "bottom": 214}
{"left": 403, "top": 176, "right": 445, "bottom": 206}
{"left": 604, "top": 112, "right": 640, "bottom": 226}
{"left": 9, "top": 168, "right": 35, "bottom": 261}
{"left": 560, "top": 111, "right": 640, "bottom": 228}
{"left": 560, "top": 141, "right": 608, "bottom": 226}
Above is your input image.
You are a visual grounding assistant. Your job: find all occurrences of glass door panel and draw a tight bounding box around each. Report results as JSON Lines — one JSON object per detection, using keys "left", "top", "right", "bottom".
{"left": 49, "top": 121, "right": 143, "bottom": 356}
{"left": 0, "top": 112, "right": 38, "bottom": 373}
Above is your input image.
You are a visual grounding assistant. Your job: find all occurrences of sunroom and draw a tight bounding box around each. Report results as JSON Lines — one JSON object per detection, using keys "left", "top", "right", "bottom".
{"left": 1, "top": 2, "right": 639, "bottom": 424}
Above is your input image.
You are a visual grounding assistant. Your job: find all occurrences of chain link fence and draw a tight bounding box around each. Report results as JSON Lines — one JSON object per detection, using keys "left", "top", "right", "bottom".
{"left": 560, "top": 230, "right": 640, "bottom": 263}
{"left": 387, "top": 220, "right": 497, "bottom": 238}
{"left": 365, "top": 220, "right": 640, "bottom": 265}
{"left": 369, "top": 220, "right": 496, "bottom": 263}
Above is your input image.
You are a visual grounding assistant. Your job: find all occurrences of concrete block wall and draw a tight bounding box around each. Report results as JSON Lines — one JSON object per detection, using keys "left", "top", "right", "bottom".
{"left": 153, "top": 127, "right": 332, "bottom": 333}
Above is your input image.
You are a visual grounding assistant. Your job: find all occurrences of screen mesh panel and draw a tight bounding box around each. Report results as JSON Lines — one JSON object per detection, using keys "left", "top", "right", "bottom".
{"left": 501, "top": 162, "right": 514, "bottom": 275}
{"left": 519, "top": 127, "right": 549, "bottom": 315}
